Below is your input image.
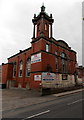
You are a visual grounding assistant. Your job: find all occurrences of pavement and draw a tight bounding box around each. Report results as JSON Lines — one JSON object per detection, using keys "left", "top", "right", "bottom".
{"left": 53, "top": 88, "right": 83, "bottom": 97}
{"left": 1, "top": 87, "right": 84, "bottom": 113}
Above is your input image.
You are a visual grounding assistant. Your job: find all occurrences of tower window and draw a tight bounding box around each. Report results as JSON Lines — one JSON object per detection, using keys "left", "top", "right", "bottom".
{"left": 44, "top": 24, "right": 47, "bottom": 30}
{"left": 46, "top": 44, "right": 49, "bottom": 52}
{"left": 37, "top": 24, "right": 40, "bottom": 31}
{"left": 49, "top": 24, "right": 50, "bottom": 38}
{"left": 35, "top": 25, "right": 37, "bottom": 38}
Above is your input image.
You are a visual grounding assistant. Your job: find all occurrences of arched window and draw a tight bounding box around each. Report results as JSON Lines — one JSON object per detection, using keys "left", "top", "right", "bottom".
{"left": 35, "top": 25, "right": 37, "bottom": 38}
{"left": 49, "top": 24, "right": 50, "bottom": 38}
{"left": 19, "top": 60, "right": 23, "bottom": 77}
{"left": 60, "top": 52, "right": 66, "bottom": 58}
{"left": 46, "top": 44, "right": 49, "bottom": 52}
{"left": 56, "top": 57, "right": 58, "bottom": 70}
{"left": 26, "top": 58, "right": 31, "bottom": 77}
{"left": 37, "top": 23, "right": 40, "bottom": 31}
{"left": 44, "top": 23, "right": 47, "bottom": 30}
{"left": 13, "top": 62, "right": 16, "bottom": 77}
{"left": 55, "top": 51, "right": 58, "bottom": 56}
{"left": 60, "top": 52, "right": 67, "bottom": 73}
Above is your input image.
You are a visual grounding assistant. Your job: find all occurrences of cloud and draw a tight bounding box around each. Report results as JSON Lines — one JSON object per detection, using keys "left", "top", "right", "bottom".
{"left": 0, "top": 0, "right": 82, "bottom": 66}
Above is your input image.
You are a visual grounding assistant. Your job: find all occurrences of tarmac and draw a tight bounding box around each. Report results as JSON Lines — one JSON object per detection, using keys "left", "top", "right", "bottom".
{"left": 1, "top": 87, "right": 84, "bottom": 113}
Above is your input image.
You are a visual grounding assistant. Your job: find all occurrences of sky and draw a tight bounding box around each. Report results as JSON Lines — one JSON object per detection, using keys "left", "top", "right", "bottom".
{"left": 0, "top": 0, "right": 83, "bottom": 66}
{"left": 82, "top": 1, "right": 84, "bottom": 66}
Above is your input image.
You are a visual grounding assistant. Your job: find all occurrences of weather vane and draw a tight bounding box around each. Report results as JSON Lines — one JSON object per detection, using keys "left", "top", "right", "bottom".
{"left": 42, "top": 2, "right": 44, "bottom": 6}
{"left": 41, "top": 2, "right": 45, "bottom": 12}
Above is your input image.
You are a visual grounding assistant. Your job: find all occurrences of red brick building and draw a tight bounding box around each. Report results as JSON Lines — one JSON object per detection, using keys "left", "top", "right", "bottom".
{"left": 2, "top": 5, "right": 78, "bottom": 89}
{"left": 77, "top": 66, "right": 84, "bottom": 85}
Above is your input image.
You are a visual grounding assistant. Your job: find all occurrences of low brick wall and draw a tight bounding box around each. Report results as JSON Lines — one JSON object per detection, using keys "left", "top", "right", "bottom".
{"left": 41, "top": 85, "right": 83, "bottom": 96}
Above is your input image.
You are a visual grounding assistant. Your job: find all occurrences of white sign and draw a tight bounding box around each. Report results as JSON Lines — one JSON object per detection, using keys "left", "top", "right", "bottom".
{"left": 42, "top": 73, "right": 61, "bottom": 88}
{"left": 42, "top": 72, "right": 56, "bottom": 82}
{"left": 31, "top": 53, "right": 41, "bottom": 64}
{"left": 34, "top": 75, "right": 41, "bottom": 81}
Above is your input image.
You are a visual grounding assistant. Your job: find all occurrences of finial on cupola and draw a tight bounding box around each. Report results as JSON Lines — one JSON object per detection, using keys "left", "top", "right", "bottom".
{"left": 41, "top": 3, "right": 45, "bottom": 12}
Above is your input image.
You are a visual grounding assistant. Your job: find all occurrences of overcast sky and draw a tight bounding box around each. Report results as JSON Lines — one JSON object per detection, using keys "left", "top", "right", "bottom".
{"left": 0, "top": 0, "right": 83, "bottom": 66}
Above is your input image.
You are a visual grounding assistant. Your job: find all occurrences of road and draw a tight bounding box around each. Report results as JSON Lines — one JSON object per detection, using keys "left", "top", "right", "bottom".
{"left": 2, "top": 90, "right": 83, "bottom": 119}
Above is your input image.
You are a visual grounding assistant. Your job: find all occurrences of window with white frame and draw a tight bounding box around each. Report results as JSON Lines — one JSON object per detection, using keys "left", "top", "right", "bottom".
{"left": 46, "top": 44, "right": 49, "bottom": 52}
{"left": 60, "top": 52, "right": 66, "bottom": 58}
{"left": 62, "top": 59, "right": 65, "bottom": 72}
{"left": 19, "top": 60, "right": 23, "bottom": 77}
{"left": 37, "top": 23, "right": 40, "bottom": 31}
{"left": 49, "top": 24, "right": 50, "bottom": 38}
{"left": 26, "top": 58, "right": 31, "bottom": 77}
{"left": 60, "top": 52, "right": 67, "bottom": 73}
{"left": 13, "top": 62, "right": 16, "bottom": 77}
{"left": 35, "top": 25, "right": 37, "bottom": 38}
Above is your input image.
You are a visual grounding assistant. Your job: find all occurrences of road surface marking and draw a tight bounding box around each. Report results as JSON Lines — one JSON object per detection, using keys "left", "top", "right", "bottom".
{"left": 22, "top": 110, "right": 50, "bottom": 120}
{"left": 67, "top": 99, "right": 84, "bottom": 105}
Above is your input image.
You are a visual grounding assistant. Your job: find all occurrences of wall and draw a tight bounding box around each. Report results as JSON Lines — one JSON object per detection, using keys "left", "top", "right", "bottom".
{"left": 0, "top": 65, "right": 2, "bottom": 83}
{"left": 2, "top": 64, "right": 8, "bottom": 84}
{"left": 41, "top": 72, "right": 75, "bottom": 88}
